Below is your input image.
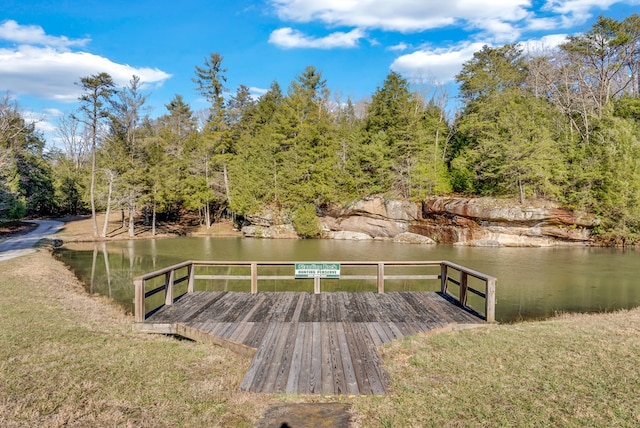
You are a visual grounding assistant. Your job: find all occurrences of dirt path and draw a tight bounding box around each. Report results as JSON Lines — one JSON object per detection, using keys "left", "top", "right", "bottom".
{"left": 0, "top": 220, "right": 63, "bottom": 262}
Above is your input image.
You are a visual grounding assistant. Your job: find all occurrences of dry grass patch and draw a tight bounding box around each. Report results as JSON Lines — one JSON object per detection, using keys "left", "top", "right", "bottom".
{"left": 351, "top": 312, "right": 640, "bottom": 427}
{"left": 55, "top": 213, "right": 240, "bottom": 242}
{"left": 0, "top": 250, "right": 262, "bottom": 427}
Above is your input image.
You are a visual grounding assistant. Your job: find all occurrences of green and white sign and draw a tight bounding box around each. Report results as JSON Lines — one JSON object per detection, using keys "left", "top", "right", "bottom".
{"left": 295, "top": 263, "right": 340, "bottom": 279}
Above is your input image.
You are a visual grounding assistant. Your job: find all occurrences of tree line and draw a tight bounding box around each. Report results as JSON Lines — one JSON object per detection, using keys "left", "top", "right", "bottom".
{"left": 1, "top": 14, "right": 639, "bottom": 243}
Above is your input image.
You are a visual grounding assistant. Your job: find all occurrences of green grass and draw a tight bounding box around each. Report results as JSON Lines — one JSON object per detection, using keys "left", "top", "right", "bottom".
{"left": 2, "top": 249, "right": 640, "bottom": 427}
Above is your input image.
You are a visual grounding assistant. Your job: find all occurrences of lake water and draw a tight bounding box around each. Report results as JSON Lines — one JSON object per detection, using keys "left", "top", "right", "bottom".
{"left": 54, "top": 237, "right": 640, "bottom": 323}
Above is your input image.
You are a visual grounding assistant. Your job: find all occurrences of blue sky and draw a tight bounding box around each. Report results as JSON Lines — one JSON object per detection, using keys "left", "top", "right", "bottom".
{"left": 0, "top": 0, "right": 638, "bottom": 146}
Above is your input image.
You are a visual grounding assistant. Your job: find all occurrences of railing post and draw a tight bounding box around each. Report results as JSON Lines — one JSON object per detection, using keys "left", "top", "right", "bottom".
{"left": 187, "top": 263, "right": 195, "bottom": 293}
{"left": 251, "top": 263, "right": 258, "bottom": 294}
{"left": 377, "top": 263, "right": 384, "bottom": 293}
{"left": 459, "top": 272, "right": 468, "bottom": 307}
{"left": 134, "top": 278, "right": 144, "bottom": 323}
{"left": 165, "top": 270, "right": 175, "bottom": 306}
{"left": 485, "top": 278, "right": 496, "bottom": 323}
{"left": 314, "top": 277, "right": 321, "bottom": 294}
{"left": 440, "top": 263, "right": 448, "bottom": 294}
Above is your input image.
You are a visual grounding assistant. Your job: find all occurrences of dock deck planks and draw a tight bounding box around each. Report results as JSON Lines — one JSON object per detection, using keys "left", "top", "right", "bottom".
{"left": 140, "top": 291, "right": 484, "bottom": 395}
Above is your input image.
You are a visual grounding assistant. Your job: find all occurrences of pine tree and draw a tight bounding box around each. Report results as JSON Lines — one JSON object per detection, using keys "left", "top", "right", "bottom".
{"left": 77, "top": 72, "right": 115, "bottom": 237}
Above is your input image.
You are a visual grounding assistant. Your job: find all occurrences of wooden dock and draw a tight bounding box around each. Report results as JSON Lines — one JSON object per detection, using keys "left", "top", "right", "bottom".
{"left": 138, "top": 291, "right": 485, "bottom": 394}
{"left": 134, "top": 261, "right": 496, "bottom": 395}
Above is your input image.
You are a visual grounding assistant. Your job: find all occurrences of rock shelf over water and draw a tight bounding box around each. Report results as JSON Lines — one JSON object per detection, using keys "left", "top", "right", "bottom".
{"left": 242, "top": 196, "right": 598, "bottom": 247}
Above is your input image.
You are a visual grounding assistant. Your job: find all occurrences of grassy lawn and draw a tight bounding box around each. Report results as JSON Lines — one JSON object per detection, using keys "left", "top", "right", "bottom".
{"left": 1, "top": 248, "right": 639, "bottom": 427}
{"left": 0, "top": 250, "right": 259, "bottom": 427}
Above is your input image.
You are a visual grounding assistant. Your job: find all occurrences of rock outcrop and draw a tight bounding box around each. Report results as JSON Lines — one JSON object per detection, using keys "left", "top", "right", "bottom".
{"left": 319, "top": 196, "right": 419, "bottom": 239}
{"left": 241, "top": 196, "right": 599, "bottom": 246}
{"left": 242, "top": 224, "right": 299, "bottom": 239}
{"left": 413, "top": 197, "right": 598, "bottom": 246}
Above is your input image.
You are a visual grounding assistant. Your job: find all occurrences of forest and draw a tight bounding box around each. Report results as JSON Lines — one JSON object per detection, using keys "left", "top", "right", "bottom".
{"left": 1, "top": 15, "right": 639, "bottom": 243}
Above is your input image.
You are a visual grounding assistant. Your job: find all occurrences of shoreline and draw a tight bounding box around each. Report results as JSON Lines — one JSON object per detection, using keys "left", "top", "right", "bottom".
{"left": 2, "top": 214, "right": 634, "bottom": 249}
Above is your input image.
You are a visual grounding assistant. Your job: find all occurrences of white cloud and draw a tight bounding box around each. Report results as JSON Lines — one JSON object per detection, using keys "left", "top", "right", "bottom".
{"left": 388, "top": 42, "right": 410, "bottom": 52}
{"left": 269, "top": 27, "right": 365, "bottom": 48}
{"left": 542, "top": 0, "right": 640, "bottom": 26}
{"left": 271, "top": 0, "right": 530, "bottom": 33}
{"left": 544, "top": 0, "right": 617, "bottom": 17}
{"left": 0, "top": 20, "right": 172, "bottom": 147}
{"left": 391, "top": 42, "right": 487, "bottom": 84}
{"left": 0, "top": 40, "right": 171, "bottom": 102}
{"left": 392, "top": 31, "right": 573, "bottom": 85}
{"left": 0, "top": 19, "right": 89, "bottom": 49}
{"left": 526, "top": 17, "right": 562, "bottom": 31}
{"left": 43, "top": 108, "right": 64, "bottom": 117}
{"left": 472, "top": 19, "right": 522, "bottom": 43}
{"left": 249, "top": 86, "right": 269, "bottom": 100}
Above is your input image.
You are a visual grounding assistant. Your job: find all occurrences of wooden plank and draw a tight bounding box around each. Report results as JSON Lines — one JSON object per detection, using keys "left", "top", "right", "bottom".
{"left": 397, "top": 292, "right": 432, "bottom": 323}
{"left": 260, "top": 293, "right": 284, "bottom": 322}
{"left": 373, "top": 293, "right": 395, "bottom": 323}
{"left": 239, "top": 294, "right": 267, "bottom": 322}
{"left": 349, "top": 293, "right": 369, "bottom": 322}
{"left": 364, "top": 292, "right": 384, "bottom": 322}
{"left": 240, "top": 322, "right": 282, "bottom": 392}
{"left": 370, "top": 321, "right": 393, "bottom": 344}
{"left": 320, "top": 293, "right": 332, "bottom": 322}
{"left": 412, "top": 292, "right": 454, "bottom": 324}
{"left": 367, "top": 322, "right": 390, "bottom": 345}
{"left": 224, "top": 293, "right": 260, "bottom": 323}
{"left": 297, "top": 323, "right": 315, "bottom": 393}
{"left": 270, "top": 292, "right": 297, "bottom": 322}
{"left": 219, "top": 293, "right": 260, "bottom": 323}
{"left": 206, "top": 321, "right": 229, "bottom": 337}
{"left": 342, "top": 322, "right": 370, "bottom": 394}
{"left": 196, "top": 293, "right": 235, "bottom": 322}
{"left": 334, "top": 293, "right": 350, "bottom": 322}
{"left": 290, "top": 293, "right": 306, "bottom": 322}
{"left": 227, "top": 322, "right": 254, "bottom": 345}
{"left": 286, "top": 322, "right": 308, "bottom": 393}
{"left": 389, "top": 293, "right": 416, "bottom": 323}
{"left": 243, "top": 319, "right": 272, "bottom": 348}
{"left": 309, "top": 322, "right": 322, "bottom": 393}
{"left": 272, "top": 322, "right": 300, "bottom": 393}
{"left": 320, "top": 322, "right": 335, "bottom": 393}
{"left": 305, "top": 294, "right": 322, "bottom": 322}
{"left": 244, "top": 293, "right": 278, "bottom": 322}
{"left": 375, "top": 321, "right": 402, "bottom": 342}
{"left": 326, "top": 322, "right": 347, "bottom": 394}
{"left": 259, "top": 322, "right": 294, "bottom": 393}
{"left": 218, "top": 321, "right": 243, "bottom": 340}
{"left": 180, "top": 291, "right": 227, "bottom": 322}
{"left": 350, "top": 322, "right": 388, "bottom": 394}
{"left": 335, "top": 323, "right": 359, "bottom": 395}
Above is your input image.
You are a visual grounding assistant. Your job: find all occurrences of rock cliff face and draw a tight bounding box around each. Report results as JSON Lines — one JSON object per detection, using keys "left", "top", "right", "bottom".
{"left": 242, "top": 196, "right": 599, "bottom": 246}
{"left": 319, "top": 196, "right": 419, "bottom": 239}
{"left": 413, "top": 197, "right": 598, "bottom": 246}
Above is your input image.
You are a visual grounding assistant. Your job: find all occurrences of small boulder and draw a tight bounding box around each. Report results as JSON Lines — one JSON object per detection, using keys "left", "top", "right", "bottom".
{"left": 242, "top": 224, "right": 299, "bottom": 239}
{"left": 325, "top": 231, "right": 373, "bottom": 241}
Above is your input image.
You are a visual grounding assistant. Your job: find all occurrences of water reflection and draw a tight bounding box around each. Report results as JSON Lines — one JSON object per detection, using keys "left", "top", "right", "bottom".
{"left": 55, "top": 238, "right": 640, "bottom": 323}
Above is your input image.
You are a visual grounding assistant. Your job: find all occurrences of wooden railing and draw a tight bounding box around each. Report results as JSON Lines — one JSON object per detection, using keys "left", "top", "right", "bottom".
{"left": 134, "top": 260, "right": 497, "bottom": 323}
